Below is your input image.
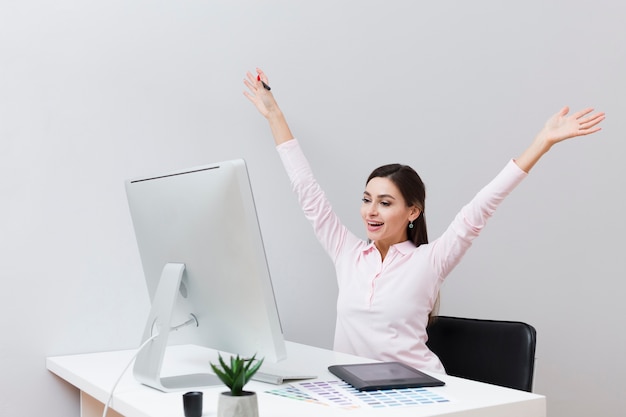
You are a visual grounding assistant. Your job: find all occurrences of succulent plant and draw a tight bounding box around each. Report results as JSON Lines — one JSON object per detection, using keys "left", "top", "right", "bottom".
{"left": 210, "top": 353, "right": 264, "bottom": 396}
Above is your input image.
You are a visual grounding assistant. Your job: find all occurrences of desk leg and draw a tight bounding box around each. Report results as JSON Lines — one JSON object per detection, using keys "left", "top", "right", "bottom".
{"left": 80, "top": 391, "right": 124, "bottom": 417}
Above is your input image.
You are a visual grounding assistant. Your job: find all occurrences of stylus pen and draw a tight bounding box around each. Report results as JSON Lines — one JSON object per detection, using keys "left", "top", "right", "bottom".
{"left": 257, "top": 75, "right": 271, "bottom": 91}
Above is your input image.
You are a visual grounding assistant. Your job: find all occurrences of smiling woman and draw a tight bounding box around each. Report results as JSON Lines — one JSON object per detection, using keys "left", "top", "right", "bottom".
{"left": 362, "top": 163, "right": 427, "bottom": 260}
{"left": 242, "top": 67, "right": 605, "bottom": 375}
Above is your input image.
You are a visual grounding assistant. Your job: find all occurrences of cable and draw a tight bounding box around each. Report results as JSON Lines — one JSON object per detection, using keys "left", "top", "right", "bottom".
{"left": 102, "top": 333, "right": 159, "bottom": 417}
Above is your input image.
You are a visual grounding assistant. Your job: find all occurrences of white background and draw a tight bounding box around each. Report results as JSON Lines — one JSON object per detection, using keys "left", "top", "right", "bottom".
{"left": 1, "top": 1, "right": 624, "bottom": 416}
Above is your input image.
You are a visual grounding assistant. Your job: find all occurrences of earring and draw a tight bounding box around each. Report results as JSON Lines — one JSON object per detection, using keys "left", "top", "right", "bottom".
{"left": 408, "top": 220, "right": 414, "bottom": 229}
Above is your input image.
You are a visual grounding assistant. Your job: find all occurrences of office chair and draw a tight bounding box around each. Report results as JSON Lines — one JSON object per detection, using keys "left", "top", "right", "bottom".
{"left": 426, "top": 316, "right": 537, "bottom": 392}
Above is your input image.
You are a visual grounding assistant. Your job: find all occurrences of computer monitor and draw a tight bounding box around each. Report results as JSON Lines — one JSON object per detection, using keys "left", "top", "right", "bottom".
{"left": 125, "top": 159, "right": 287, "bottom": 392}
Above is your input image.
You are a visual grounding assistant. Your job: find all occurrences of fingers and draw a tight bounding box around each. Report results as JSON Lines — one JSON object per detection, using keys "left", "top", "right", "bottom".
{"left": 573, "top": 108, "right": 605, "bottom": 128}
{"left": 243, "top": 68, "right": 271, "bottom": 95}
{"left": 581, "top": 112, "right": 605, "bottom": 125}
{"left": 564, "top": 107, "right": 605, "bottom": 136}
{"left": 572, "top": 107, "right": 595, "bottom": 119}
{"left": 580, "top": 113, "right": 605, "bottom": 133}
{"left": 243, "top": 68, "right": 277, "bottom": 119}
{"left": 243, "top": 71, "right": 262, "bottom": 102}
{"left": 256, "top": 67, "right": 268, "bottom": 84}
{"left": 244, "top": 71, "right": 258, "bottom": 90}
{"left": 242, "top": 89, "right": 255, "bottom": 104}
{"left": 579, "top": 126, "right": 602, "bottom": 136}
{"left": 558, "top": 107, "right": 605, "bottom": 134}
{"left": 243, "top": 73, "right": 262, "bottom": 110}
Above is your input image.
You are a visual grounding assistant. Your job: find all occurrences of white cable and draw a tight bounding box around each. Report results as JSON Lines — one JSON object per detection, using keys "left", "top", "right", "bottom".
{"left": 102, "top": 334, "right": 159, "bottom": 417}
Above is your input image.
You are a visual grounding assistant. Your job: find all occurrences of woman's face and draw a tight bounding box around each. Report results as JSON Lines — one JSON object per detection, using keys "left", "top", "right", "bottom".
{"left": 361, "top": 177, "right": 419, "bottom": 249}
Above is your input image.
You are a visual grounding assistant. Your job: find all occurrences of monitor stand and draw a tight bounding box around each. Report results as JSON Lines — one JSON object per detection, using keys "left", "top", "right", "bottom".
{"left": 133, "top": 263, "right": 221, "bottom": 392}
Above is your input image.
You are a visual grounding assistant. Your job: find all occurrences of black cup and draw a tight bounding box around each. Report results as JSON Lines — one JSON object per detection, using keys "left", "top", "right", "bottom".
{"left": 182, "top": 391, "right": 203, "bottom": 417}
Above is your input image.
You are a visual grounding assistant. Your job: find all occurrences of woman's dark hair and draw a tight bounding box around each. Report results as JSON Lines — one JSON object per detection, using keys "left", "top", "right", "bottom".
{"left": 367, "top": 163, "right": 428, "bottom": 247}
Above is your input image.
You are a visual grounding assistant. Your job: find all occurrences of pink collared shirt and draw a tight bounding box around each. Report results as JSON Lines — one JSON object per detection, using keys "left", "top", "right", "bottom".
{"left": 277, "top": 139, "right": 527, "bottom": 373}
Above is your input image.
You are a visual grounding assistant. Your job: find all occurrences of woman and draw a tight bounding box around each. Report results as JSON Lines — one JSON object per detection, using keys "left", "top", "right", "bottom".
{"left": 244, "top": 68, "right": 605, "bottom": 373}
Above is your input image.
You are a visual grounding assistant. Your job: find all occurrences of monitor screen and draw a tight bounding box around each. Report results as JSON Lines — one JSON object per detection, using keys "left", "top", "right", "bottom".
{"left": 125, "top": 159, "right": 286, "bottom": 391}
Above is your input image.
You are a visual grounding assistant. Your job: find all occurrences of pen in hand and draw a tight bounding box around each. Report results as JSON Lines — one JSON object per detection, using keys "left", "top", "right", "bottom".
{"left": 257, "top": 75, "right": 271, "bottom": 91}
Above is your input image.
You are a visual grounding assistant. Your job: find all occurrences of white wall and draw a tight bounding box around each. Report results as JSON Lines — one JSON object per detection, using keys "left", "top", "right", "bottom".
{"left": 1, "top": 1, "right": 624, "bottom": 416}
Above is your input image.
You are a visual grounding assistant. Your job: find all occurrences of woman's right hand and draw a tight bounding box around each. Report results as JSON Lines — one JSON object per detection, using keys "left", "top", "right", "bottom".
{"left": 243, "top": 68, "right": 279, "bottom": 119}
{"left": 243, "top": 68, "right": 295, "bottom": 145}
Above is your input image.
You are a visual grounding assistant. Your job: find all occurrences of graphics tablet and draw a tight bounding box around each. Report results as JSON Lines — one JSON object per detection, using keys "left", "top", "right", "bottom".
{"left": 328, "top": 362, "right": 445, "bottom": 391}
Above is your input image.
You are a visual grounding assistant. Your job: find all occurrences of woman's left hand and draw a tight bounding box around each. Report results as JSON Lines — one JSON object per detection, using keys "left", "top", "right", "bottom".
{"left": 537, "top": 106, "right": 605, "bottom": 147}
{"left": 515, "top": 106, "right": 605, "bottom": 172}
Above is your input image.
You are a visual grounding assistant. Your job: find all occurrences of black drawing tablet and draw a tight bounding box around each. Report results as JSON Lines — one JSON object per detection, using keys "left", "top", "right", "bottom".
{"left": 328, "top": 362, "right": 445, "bottom": 391}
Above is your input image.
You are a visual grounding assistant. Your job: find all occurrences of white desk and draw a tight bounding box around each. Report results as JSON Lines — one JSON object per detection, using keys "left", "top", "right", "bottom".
{"left": 47, "top": 342, "right": 545, "bottom": 417}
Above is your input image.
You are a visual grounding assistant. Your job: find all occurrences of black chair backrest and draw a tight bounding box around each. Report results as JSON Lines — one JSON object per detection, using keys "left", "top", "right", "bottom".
{"left": 426, "top": 316, "right": 537, "bottom": 392}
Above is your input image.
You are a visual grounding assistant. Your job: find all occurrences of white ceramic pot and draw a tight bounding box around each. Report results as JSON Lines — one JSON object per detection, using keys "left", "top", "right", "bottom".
{"left": 217, "top": 391, "right": 259, "bottom": 417}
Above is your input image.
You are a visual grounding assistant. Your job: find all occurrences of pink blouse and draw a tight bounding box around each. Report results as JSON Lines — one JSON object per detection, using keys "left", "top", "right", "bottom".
{"left": 277, "top": 139, "right": 527, "bottom": 373}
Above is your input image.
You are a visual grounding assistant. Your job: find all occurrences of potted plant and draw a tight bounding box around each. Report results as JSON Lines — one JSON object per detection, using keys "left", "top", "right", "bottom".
{"left": 210, "top": 353, "right": 264, "bottom": 417}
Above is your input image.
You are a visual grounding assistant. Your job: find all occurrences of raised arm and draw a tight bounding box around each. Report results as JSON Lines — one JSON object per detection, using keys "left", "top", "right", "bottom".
{"left": 243, "top": 68, "right": 294, "bottom": 146}
{"left": 515, "top": 106, "right": 605, "bottom": 172}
